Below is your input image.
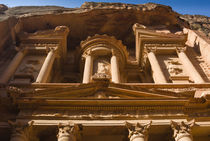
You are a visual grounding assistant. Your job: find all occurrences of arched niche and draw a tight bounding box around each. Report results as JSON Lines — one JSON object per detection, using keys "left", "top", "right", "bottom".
{"left": 79, "top": 34, "right": 128, "bottom": 83}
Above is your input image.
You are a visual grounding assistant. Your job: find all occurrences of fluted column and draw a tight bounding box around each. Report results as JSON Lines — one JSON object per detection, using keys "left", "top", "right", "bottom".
{"left": 147, "top": 48, "right": 167, "bottom": 83}
{"left": 126, "top": 122, "right": 151, "bottom": 141}
{"left": 82, "top": 50, "right": 93, "bottom": 83}
{"left": 171, "top": 121, "right": 194, "bottom": 141}
{"left": 176, "top": 48, "right": 205, "bottom": 83}
{"left": 57, "top": 125, "right": 79, "bottom": 141}
{"left": 36, "top": 48, "right": 56, "bottom": 83}
{"left": 111, "top": 50, "right": 120, "bottom": 83}
{"left": 0, "top": 49, "right": 26, "bottom": 84}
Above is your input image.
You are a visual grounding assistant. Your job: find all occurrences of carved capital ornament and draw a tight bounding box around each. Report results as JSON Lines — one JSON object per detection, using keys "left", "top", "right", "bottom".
{"left": 126, "top": 121, "right": 152, "bottom": 141}
{"left": 171, "top": 120, "right": 195, "bottom": 141}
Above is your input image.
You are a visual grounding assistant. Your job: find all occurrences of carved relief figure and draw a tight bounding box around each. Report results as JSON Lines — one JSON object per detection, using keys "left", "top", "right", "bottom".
{"left": 97, "top": 62, "right": 109, "bottom": 74}
{"left": 93, "top": 59, "right": 111, "bottom": 79}
{"left": 167, "top": 59, "right": 183, "bottom": 76}
{"left": 19, "top": 60, "right": 39, "bottom": 75}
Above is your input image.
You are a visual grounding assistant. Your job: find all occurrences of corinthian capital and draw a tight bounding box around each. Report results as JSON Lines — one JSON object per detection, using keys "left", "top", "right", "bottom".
{"left": 57, "top": 123, "right": 81, "bottom": 141}
{"left": 176, "top": 46, "right": 186, "bottom": 53}
{"left": 145, "top": 47, "right": 157, "bottom": 53}
{"left": 171, "top": 120, "right": 195, "bottom": 141}
{"left": 125, "top": 121, "right": 152, "bottom": 140}
{"left": 82, "top": 49, "right": 92, "bottom": 59}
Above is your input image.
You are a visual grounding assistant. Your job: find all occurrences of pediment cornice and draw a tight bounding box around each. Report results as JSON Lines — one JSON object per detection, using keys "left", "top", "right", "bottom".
{"left": 8, "top": 82, "right": 204, "bottom": 100}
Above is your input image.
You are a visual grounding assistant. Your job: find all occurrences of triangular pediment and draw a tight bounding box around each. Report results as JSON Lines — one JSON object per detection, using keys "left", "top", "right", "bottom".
{"left": 133, "top": 25, "right": 187, "bottom": 66}
{"left": 17, "top": 82, "right": 193, "bottom": 100}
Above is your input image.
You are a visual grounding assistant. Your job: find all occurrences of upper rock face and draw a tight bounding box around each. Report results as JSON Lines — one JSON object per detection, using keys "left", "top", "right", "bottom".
{"left": 0, "top": 2, "right": 209, "bottom": 51}
{"left": 0, "top": 4, "right": 8, "bottom": 14}
{"left": 81, "top": 2, "right": 170, "bottom": 11}
{"left": 181, "top": 15, "right": 210, "bottom": 37}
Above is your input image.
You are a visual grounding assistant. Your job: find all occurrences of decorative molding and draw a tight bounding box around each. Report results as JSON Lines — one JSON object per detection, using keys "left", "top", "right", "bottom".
{"left": 79, "top": 34, "right": 128, "bottom": 65}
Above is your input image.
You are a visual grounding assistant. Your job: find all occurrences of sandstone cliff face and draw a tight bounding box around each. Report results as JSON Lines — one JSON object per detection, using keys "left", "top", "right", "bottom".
{"left": 181, "top": 14, "right": 210, "bottom": 37}
{"left": 0, "top": 2, "right": 208, "bottom": 52}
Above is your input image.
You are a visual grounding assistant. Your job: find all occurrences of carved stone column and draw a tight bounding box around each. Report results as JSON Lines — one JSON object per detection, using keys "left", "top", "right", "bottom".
{"left": 57, "top": 124, "right": 79, "bottom": 141}
{"left": 126, "top": 122, "right": 151, "bottom": 141}
{"left": 10, "top": 128, "right": 27, "bottom": 141}
{"left": 171, "top": 121, "right": 194, "bottom": 141}
{"left": 9, "top": 121, "right": 37, "bottom": 141}
{"left": 111, "top": 49, "right": 120, "bottom": 83}
{"left": 176, "top": 47, "right": 205, "bottom": 83}
{"left": 82, "top": 50, "right": 93, "bottom": 83}
{"left": 36, "top": 48, "right": 56, "bottom": 83}
{"left": 146, "top": 48, "right": 167, "bottom": 83}
{"left": 0, "top": 49, "right": 26, "bottom": 84}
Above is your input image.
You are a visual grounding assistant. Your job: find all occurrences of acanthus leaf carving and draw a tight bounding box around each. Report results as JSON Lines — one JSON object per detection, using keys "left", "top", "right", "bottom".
{"left": 125, "top": 121, "right": 152, "bottom": 141}
{"left": 171, "top": 120, "right": 195, "bottom": 141}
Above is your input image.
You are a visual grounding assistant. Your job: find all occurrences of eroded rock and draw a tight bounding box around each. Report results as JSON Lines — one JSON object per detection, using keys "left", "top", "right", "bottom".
{"left": 0, "top": 4, "right": 8, "bottom": 14}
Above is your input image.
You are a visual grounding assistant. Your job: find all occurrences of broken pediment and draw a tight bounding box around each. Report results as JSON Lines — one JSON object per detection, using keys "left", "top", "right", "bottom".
{"left": 8, "top": 82, "right": 193, "bottom": 100}
{"left": 133, "top": 23, "right": 187, "bottom": 66}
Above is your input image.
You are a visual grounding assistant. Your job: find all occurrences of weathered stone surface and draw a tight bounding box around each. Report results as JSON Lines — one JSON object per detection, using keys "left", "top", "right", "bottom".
{"left": 0, "top": 3, "right": 210, "bottom": 140}
{"left": 180, "top": 14, "right": 210, "bottom": 37}
{"left": 0, "top": 4, "right": 8, "bottom": 14}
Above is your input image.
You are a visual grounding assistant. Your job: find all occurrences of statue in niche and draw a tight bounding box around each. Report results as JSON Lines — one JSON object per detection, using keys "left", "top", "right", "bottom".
{"left": 93, "top": 59, "right": 111, "bottom": 80}
{"left": 167, "top": 59, "right": 183, "bottom": 76}
{"left": 19, "top": 60, "right": 39, "bottom": 74}
{"left": 98, "top": 62, "right": 109, "bottom": 74}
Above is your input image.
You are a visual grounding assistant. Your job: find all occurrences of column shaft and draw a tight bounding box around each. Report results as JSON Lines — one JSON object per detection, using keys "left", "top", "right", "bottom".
{"left": 10, "top": 134, "right": 27, "bottom": 141}
{"left": 0, "top": 50, "right": 25, "bottom": 84}
{"left": 130, "top": 135, "right": 145, "bottom": 141}
{"left": 111, "top": 55, "right": 120, "bottom": 83}
{"left": 177, "top": 51, "right": 204, "bottom": 83}
{"left": 58, "top": 135, "right": 75, "bottom": 141}
{"left": 147, "top": 51, "right": 167, "bottom": 83}
{"left": 82, "top": 55, "right": 93, "bottom": 83}
{"left": 36, "top": 49, "right": 56, "bottom": 83}
{"left": 177, "top": 136, "right": 192, "bottom": 141}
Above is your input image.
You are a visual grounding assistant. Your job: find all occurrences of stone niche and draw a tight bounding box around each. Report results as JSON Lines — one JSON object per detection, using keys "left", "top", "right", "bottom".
{"left": 158, "top": 55, "right": 190, "bottom": 83}
{"left": 79, "top": 34, "right": 128, "bottom": 83}
{"left": 92, "top": 56, "right": 111, "bottom": 81}
{"left": 12, "top": 55, "right": 45, "bottom": 83}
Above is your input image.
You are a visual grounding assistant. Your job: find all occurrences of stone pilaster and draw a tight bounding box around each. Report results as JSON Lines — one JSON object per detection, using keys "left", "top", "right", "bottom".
{"left": 111, "top": 49, "right": 120, "bottom": 83}
{"left": 126, "top": 121, "right": 151, "bottom": 141}
{"left": 171, "top": 120, "right": 195, "bottom": 141}
{"left": 176, "top": 47, "right": 205, "bottom": 83}
{"left": 57, "top": 124, "right": 80, "bottom": 141}
{"left": 82, "top": 50, "right": 93, "bottom": 83}
{"left": 0, "top": 49, "right": 27, "bottom": 84}
{"left": 146, "top": 47, "right": 167, "bottom": 83}
{"left": 36, "top": 47, "right": 56, "bottom": 83}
